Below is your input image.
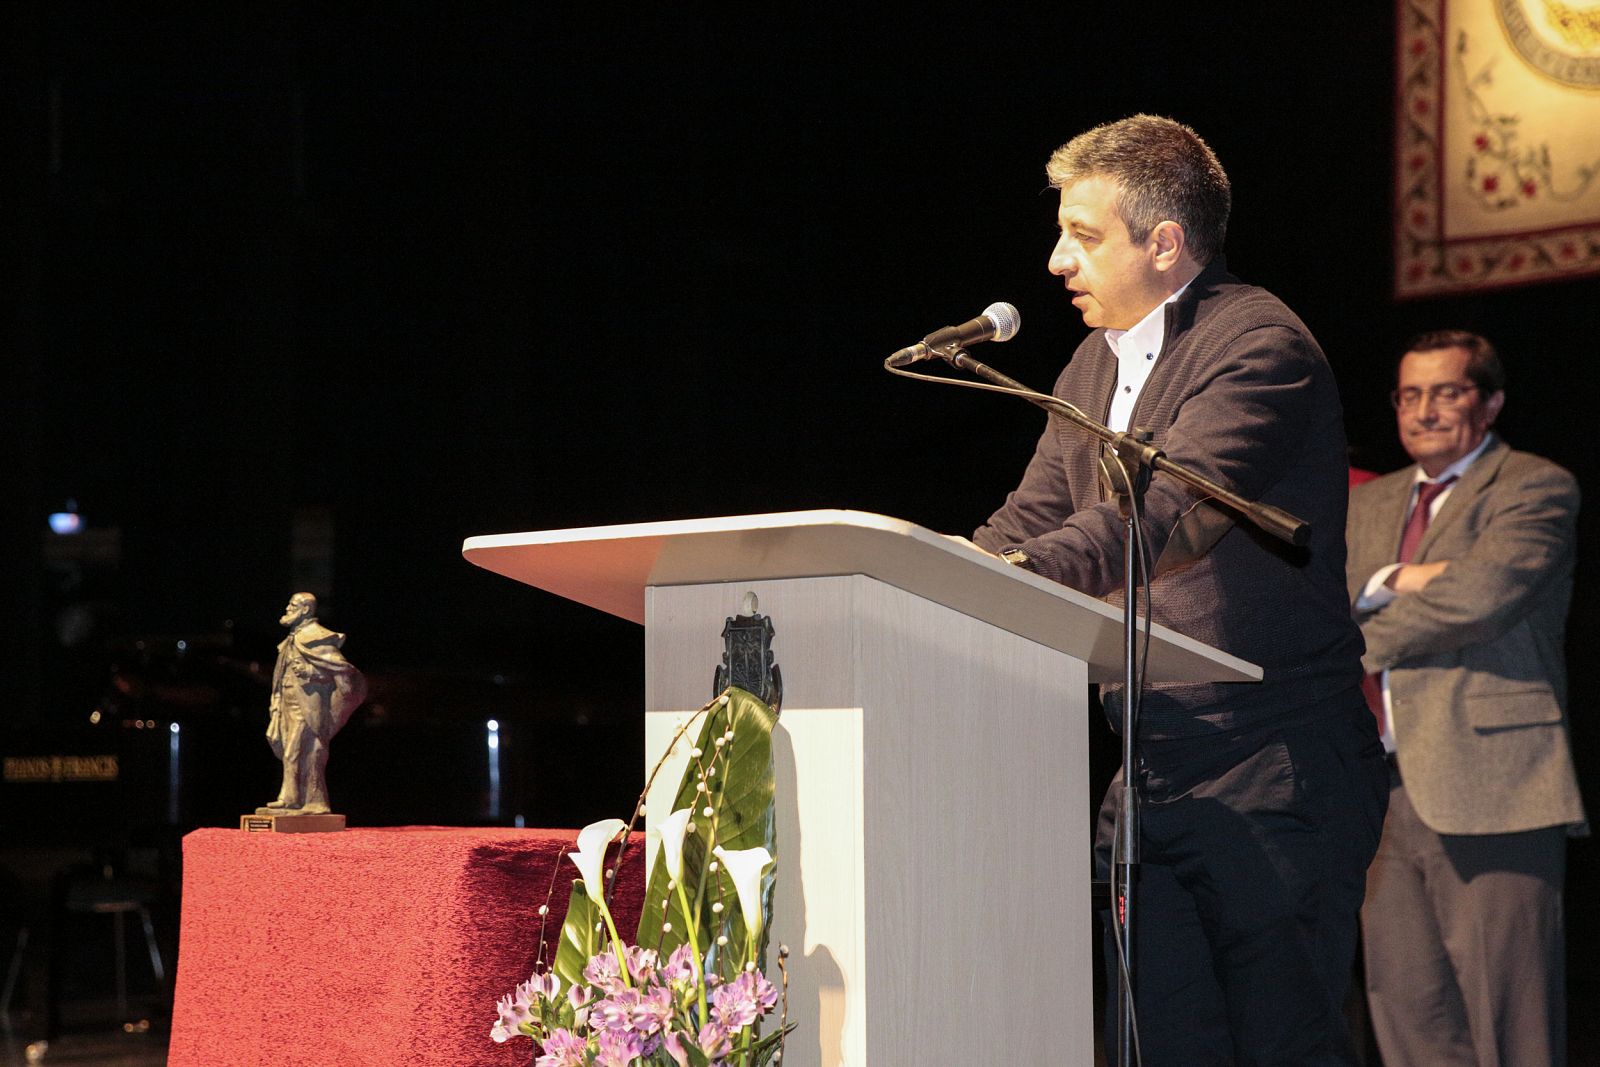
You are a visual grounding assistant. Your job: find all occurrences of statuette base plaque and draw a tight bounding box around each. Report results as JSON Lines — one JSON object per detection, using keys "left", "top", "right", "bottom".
{"left": 240, "top": 812, "right": 347, "bottom": 834}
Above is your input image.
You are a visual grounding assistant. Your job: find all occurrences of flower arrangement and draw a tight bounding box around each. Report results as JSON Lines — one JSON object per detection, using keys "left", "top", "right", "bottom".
{"left": 490, "top": 687, "right": 793, "bottom": 1066}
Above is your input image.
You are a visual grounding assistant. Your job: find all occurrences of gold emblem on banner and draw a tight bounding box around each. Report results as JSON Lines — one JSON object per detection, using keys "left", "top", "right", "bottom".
{"left": 1546, "top": 0, "right": 1600, "bottom": 48}
{"left": 1497, "top": 0, "right": 1600, "bottom": 87}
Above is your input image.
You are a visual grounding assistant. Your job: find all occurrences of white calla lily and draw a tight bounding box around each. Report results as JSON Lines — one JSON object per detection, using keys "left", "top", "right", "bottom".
{"left": 569, "top": 818, "right": 626, "bottom": 894}
{"left": 713, "top": 845, "right": 773, "bottom": 950}
{"left": 658, "top": 807, "right": 694, "bottom": 882}
{"left": 568, "top": 818, "right": 634, "bottom": 988}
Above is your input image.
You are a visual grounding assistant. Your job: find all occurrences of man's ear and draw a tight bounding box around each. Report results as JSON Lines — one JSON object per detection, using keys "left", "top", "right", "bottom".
{"left": 1150, "top": 220, "right": 1186, "bottom": 272}
{"left": 1483, "top": 389, "right": 1506, "bottom": 426}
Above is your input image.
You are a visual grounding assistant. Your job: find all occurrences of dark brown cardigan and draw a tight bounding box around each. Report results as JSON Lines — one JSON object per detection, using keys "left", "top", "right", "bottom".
{"left": 974, "top": 258, "right": 1364, "bottom": 739}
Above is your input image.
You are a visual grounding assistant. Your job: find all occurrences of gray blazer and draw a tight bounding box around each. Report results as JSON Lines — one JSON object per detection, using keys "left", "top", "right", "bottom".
{"left": 1347, "top": 435, "right": 1585, "bottom": 835}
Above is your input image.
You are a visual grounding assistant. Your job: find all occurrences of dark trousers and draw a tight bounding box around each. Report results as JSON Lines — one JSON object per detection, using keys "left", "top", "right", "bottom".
{"left": 1362, "top": 772, "right": 1567, "bottom": 1067}
{"left": 1095, "top": 701, "right": 1388, "bottom": 1066}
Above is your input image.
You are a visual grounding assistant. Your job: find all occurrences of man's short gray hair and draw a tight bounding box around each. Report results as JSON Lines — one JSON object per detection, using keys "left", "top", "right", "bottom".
{"left": 1046, "top": 114, "right": 1231, "bottom": 265}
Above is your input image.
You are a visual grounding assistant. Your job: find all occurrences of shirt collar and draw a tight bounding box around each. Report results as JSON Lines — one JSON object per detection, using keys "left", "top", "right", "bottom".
{"left": 1414, "top": 432, "right": 1496, "bottom": 486}
{"left": 1105, "top": 278, "right": 1194, "bottom": 362}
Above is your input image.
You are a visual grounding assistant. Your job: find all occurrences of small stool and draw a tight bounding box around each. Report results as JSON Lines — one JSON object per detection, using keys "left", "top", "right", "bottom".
{"left": 49, "top": 866, "right": 167, "bottom": 1034}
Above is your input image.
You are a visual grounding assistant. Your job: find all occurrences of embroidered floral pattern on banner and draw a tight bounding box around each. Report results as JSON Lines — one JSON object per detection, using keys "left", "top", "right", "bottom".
{"left": 1396, "top": 0, "right": 1600, "bottom": 297}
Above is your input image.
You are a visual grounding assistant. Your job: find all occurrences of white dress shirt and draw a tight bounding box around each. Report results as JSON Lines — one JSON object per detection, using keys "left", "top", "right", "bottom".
{"left": 1104, "top": 281, "right": 1192, "bottom": 432}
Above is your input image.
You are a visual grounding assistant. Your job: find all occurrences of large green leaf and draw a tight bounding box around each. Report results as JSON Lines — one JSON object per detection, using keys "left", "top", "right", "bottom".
{"left": 635, "top": 687, "right": 778, "bottom": 976}
{"left": 552, "top": 878, "right": 603, "bottom": 993}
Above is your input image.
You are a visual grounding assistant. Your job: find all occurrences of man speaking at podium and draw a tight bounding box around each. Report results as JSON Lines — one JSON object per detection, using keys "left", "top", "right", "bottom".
{"left": 971, "top": 115, "right": 1387, "bottom": 1065}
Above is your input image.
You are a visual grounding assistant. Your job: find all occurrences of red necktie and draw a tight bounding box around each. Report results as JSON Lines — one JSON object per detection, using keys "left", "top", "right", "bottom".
{"left": 1363, "top": 477, "right": 1458, "bottom": 732}
{"left": 1397, "top": 477, "right": 1457, "bottom": 565}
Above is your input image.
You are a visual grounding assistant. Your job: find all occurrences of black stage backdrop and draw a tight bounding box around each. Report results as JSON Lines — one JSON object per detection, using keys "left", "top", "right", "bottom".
{"left": 4, "top": 0, "right": 1598, "bottom": 973}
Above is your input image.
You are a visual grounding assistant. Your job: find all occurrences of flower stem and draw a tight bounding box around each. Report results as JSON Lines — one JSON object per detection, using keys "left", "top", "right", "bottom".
{"left": 674, "top": 877, "right": 708, "bottom": 1027}
{"left": 597, "top": 903, "right": 632, "bottom": 990}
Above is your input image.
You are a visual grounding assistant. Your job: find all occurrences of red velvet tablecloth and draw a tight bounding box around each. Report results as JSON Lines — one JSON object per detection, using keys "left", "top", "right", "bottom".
{"left": 168, "top": 826, "right": 645, "bottom": 1067}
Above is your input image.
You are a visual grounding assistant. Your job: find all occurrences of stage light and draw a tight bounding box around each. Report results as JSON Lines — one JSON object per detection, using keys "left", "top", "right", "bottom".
{"left": 169, "top": 720, "right": 181, "bottom": 823}
{"left": 486, "top": 719, "right": 502, "bottom": 820}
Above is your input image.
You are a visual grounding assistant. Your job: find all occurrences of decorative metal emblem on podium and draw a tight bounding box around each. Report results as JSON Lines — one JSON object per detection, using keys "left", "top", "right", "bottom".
{"left": 712, "top": 592, "right": 782, "bottom": 712}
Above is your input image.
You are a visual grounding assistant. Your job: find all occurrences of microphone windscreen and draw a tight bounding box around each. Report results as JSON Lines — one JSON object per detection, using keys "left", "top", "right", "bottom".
{"left": 983, "top": 302, "right": 1021, "bottom": 342}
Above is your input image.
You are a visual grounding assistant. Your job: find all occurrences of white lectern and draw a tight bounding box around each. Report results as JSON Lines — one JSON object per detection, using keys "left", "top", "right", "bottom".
{"left": 463, "top": 510, "right": 1258, "bottom": 1066}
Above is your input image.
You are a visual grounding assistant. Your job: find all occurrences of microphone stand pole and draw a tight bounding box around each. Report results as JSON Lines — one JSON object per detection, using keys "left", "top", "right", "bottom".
{"left": 930, "top": 345, "right": 1309, "bottom": 1067}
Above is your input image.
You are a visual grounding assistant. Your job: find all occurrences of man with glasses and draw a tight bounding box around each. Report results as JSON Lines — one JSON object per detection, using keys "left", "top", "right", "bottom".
{"left": 1347, "top": 330, "right": 1584, "bottom": 1066}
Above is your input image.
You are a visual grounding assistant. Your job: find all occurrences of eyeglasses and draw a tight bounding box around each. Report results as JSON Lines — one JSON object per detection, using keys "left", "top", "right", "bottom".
{"left": 1389, "top": 382, "right": 1480, "bottom": 410}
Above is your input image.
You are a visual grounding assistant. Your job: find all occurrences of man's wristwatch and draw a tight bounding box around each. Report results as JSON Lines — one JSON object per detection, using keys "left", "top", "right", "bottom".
{"left": 999, "top": 547, "right": 1030, "bottom": 567}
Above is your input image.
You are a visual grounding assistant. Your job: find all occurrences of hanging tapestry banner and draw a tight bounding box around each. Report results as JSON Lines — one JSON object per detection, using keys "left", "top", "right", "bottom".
{"left": 1395, "top": 0, "right": 1600, "bottom": 298}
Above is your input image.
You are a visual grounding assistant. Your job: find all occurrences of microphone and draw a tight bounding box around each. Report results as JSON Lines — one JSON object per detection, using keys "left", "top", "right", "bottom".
{"left": 887, "top": 302, "right": 1020, "bottom": 367}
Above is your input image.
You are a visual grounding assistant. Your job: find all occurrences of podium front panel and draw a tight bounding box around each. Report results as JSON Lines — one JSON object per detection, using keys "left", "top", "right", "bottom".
{"left": 644, "top": 574, "right": 1091, "bottom": 1067}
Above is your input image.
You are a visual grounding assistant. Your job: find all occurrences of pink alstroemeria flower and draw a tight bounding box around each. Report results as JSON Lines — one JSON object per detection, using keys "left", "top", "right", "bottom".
{"left": 593, "top": 1028, "right": 652, "bottom": 1067}
{"left": 584, "top": 948, "right": 628, "bottom": 996}
{"left": 662, "top": 943, "right": 697, "bottom": 985}
{"left": 534, "top": 1028, "right": 588, "bottom": 1067}
{"left": 625, "top": 944, "right": 658, "bottom": 986}
{"left": 710, "top": 968, "right": 777, "bottom": 1030}
{"left": 490, "top": 983, "right": 537, "bottom": 1043}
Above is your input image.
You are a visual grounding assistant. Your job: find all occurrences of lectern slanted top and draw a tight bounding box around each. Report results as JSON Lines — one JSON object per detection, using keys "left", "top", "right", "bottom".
{"left": 461, "top": 508, "right": 1259, "bottom": 685}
